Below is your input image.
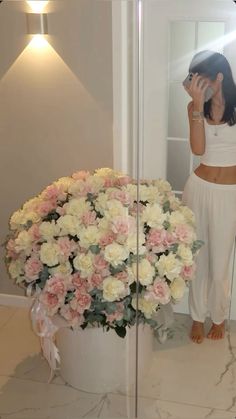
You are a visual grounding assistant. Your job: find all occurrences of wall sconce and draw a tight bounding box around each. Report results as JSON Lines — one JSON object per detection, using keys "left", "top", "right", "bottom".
{"left": 26, "top": 13, "right": 48, "bottom": 35}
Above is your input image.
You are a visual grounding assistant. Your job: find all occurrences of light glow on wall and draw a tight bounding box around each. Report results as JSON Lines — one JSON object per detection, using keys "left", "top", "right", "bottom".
{"left": 27, "top": 1, "right": 48, "bottom": 13}
{"left": 29, "top": 34, "right": 49, "bottom": 49}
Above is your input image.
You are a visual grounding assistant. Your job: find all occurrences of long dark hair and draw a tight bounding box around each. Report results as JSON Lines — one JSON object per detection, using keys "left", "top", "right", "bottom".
{"left": 189, "top": 50, "right": 236, "bottom": 126}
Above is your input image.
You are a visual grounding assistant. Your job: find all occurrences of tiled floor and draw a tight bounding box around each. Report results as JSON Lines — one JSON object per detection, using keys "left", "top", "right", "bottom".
{"left": 0, "top": 305, "right": 236, "bottom": 418}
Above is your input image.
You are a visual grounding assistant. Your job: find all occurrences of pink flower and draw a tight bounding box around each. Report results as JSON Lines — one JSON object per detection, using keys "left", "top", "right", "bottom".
{"left": 109, "top": 190, "right": 132, "bottom": 205}
{"left": 106, "top": 302, "right": 124, "bottom": 323}
{"left": 6, "top": 239, "right": 19, "bottom": 259}
{"left": 147, "top": 278, "right": 171, "bottom": 304}
{"left": 70, "top": 290, "right": 92, "bottom": 314}
{"left": 115, "top": 271, "right": 129, "bottom": 283}
{"left": 115, "top": 176, "right": 132, "bottom": 186}
{"left": 111, "top": 216, "right": 136, "bottom": 236}
{"left": 174, "top": 224, "right": 193, "bottom": 244}
{"left": 45, "top": 275, "right": 66, "bottom": 296}
{"left": 93, "top": 255, "right": 109, "bottom": 271}
{"left": 147, "top": 229, "right": 175, "bottom": 252}
{"left": 37, "top": 200, "right": 57, "bottom": 217}
{"left": 28, "top": 224, "right": 41, "bottom": 241}
{"left": 81, "top": 211, "right": 97, "bottom": 226}
{"left": 181, "top": 263, "right": 196, "bottom": 280}
{"left": 72, "top": 171, "right": 90, "bottom": 181}
{"left": 41, "top": 185, "right": 66, "bottom": 202}
{"left": 40, "top": 292, "right": 61, "bottom": 315}
{"left": 60, "top": 305, "right": 84, "bottom": 327}
{"left": 25, "top": 257, "right": 43, "bottom": 281}
{"left": 99, "top": 232, "right": 115, "bottom": 247}
{"left": 104, "top": 178, "right": 116, "bottom": 187}
{"left": 72, "top": 273, "right": 88, "bottom": 292}
{"left": 90, "top": 273, "right": 103, "bottom": 288}
{"left": 58, "top": 237, "right": 77, "bottom": 258}
{"left": 56, "top": 206, "right": 66, "bottom": 216}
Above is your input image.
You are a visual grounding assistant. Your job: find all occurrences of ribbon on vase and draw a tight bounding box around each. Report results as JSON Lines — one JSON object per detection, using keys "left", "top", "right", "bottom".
{"left": 31, "top": 298, "right": 60, "bottom": 383}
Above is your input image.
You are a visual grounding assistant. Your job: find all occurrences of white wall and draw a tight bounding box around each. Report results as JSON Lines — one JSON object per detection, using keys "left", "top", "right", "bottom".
{"left": 0, "top": 0, "right": 113, "bottom": 295}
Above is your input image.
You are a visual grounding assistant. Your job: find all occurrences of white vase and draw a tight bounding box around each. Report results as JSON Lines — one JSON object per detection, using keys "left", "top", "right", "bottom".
{"left": 56, "top": 324, "right": 153, "bottom": 393}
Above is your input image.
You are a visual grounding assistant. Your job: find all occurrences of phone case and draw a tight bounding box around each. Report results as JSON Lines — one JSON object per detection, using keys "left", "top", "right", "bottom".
{"left": 182, "top": 74, "right": 214, "bottom": 102}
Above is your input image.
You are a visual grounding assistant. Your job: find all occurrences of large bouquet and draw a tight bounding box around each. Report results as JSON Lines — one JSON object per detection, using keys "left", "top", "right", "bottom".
{"left": 5, "top": 168, "right": 201, "bottom": 338}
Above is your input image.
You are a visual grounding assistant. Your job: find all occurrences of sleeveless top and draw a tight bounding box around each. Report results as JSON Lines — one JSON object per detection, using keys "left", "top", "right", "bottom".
{"left": 200, "top": 119, "right": 236, "bottom": 166}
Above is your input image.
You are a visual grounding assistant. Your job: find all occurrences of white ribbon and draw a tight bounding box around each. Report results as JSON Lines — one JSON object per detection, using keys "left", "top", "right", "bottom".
{"left": 31, "top": 298, "right": 60, "bottom": 382}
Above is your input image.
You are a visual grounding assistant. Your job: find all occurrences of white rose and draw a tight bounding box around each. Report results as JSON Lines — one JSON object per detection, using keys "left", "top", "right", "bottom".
{"left": 64, "top": 198, "right": 91, "bottom": 218}
{"left": 95, "top": 192, "right": 109, "bottom": 214}
{"left": 39, "top": 220, "right": 60, "bottom": 241}
{"left": 131, "top": 259, "right": 155, "bottom": 286}
{"left": 125, "top": 184, "right": 138, "bottom": 201}
{"left": 79, "top": 226, "right": 101, "bottom": 248}
{"left": 49, "top": 262, "right": 73, "bottom": 276}
{"left": 141, "top": 204, "right": 166, "bottom": 228}
{"left": 86, "top": 175, "right": 105, "bottom": 192}
{"left": 156, "top": 253, "right": 182, "bottom": 281}
{"left": 68, "top": 180, "right": 86, "bottom": 197}
{"left": 177, "top": 244, "right": 193, "bottom": 266}
{"left": 152, "top": 179, "right": 172, "bottom": 194}
{"left": 170, "top": 277, "right": 186, "bottom": 300}
{"left": 103, "top": 277, "right": 126, "bottom": 302}
{"left": 126, "top": 232, "right": 146, "bottom": 255}
{"left": 73, "top": 253, "right": 94, "bottom": 277}
{"left": 8, "top": 260, "right": 24, "bottom": 280}
{"left": 105, "top": 199, "right": 128, "bottom": 220}
{"left": 40, "top": 242, "right": 60, "bottom": 266}
{"left": 23, "top": 197, "right": 42, "bottom": 212}
{"left": 15, "top": 231, "right": 32, "bottom": 254}
{"left": 95, "top": 168, "right": 120, "bottom": 178}
{"left": 57, "top": 215, "right": 80, "bottom": 236}
{"left": 168, "top": 195, "right": 181, "bottom": 211}
{"left": 104, "top": 243, "right": 129, "bottom": 267}
{"left": 139, "top": 185, "right": 161, "bottom": 204}
{"left": 179, "top": 206, "right": 196, "bottom": 226}
{"left": 10, "top": 210, "right": 26, "bottom": 230}
{"left": 168, "top": 210, "right": 186, "bottom": 227}
{"left": 132, "top": 297, "right": 158, "bottom": 319}
{"left": 54, "top": 176, "right": 74, "bottom": 192}
{"left": 98, "top": 217, "right": 110, "bottom": 232}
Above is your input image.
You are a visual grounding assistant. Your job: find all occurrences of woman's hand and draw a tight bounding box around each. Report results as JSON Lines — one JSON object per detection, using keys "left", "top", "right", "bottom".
{"left": 184, "top": 73, "right": 210, "bottom": 109}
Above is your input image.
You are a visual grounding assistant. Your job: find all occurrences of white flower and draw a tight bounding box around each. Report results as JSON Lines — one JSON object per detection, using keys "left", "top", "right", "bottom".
{"left": 64, "top": 198, "right": 91, "bottom": 218}
{"left": 95, "top": 168, "right": 120, "bottom": 178}
{"left": 15, "top": 231, "right": 32, "bottom": 254}
{"left": 126, "top": 232, "right": 146, "bottom": 255}
{"left": 156, "top": 253, "right": 182, "bottom": 281}
{"left": 132, "top": 296, "right": 158, "bottom": 319}
{"left": 131, "top": 259, "right": 155, "bottom": 286}
{"left": 57, "top": 215, "right": 80, "bottom": 236}
{"left": 54, "top": 176, "right": 74, "bottom": 192}
{"left": 139, "top": 185, "right": 161, "bottom": 204}
{"left": 177, "top": 244, "right": 193, "bottom": 266}
{"left": 170, "top": 277, "right": 186, "bottom": 300}
{"left": 168, "top": 210, "right": 186, "bottom": 227}
{"left": 104, "top": 243, "right": 129, "bottom": 267}
{"left": 8, "top": 260, "right": 24, "bottom": 279}
{"left": 103, "top": 277, "right": 126, "bottom": 302}
{"left": 179, "top": 205, "right": 196, "bottom": 226}
{"left": 141, "top": 203, "right": 166, "bottom": 228}
{"left": 152, "top": 179, "right": 172, "bottom": 194}
{"left": 49, "top": 262, "right": 73, "bottom": 276}
{"left": 39, "top": 242, "right": 60, "bottom": 267}
{"left": 94, "top": 192, "right": 109, "bottom": 214}
{"left": 73, "top": 253, "right": 94, "bottom": 277}
{"left": 79, "top": 226, "right": 101, "bottom": 248}
{"left": 39, "top": 221, "right": 60, "bottom": 241}
{"left": 104, "top": 199, "right": 128, "bottom": 220}
{"left": 125, "top": 184, "right": 138, "bottom": 201}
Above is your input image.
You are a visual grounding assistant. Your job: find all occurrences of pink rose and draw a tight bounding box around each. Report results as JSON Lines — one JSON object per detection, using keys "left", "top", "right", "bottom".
{"left": 37, "top": 200, "right": 57, "bottom": 217}
{"left": 56, "top": 206, "right": 66, "bottom": 216}
{"left": 25, "top": 257, "right": 43, "bottom": 281}
{"left": 99, "top": 232, "right": 115, "bottom": 247}
{"left": 147, "top": 278, "right": 171, "bottom": 305}
{"left": 28, "top": 224, "right": 41, "bottom": 241}
{"left": 70, "top": 291, "right": 92, "bottom": 314}
{"left": 115, "top": 176, "right": 132, "bottom": 186}
{"left": 93, "top": 255, "right": 109, "bottom": 271}
{"left": 90, "top": 273, "right": 103, "bottom": 288}
{"left": 6, "top": 239, "right": 19, "bottom": 259}
{"left": 72, "top": 273, "right": 88, "bottom": 292}
{"left": 104, "top": 178, "right": 116, "bottom": 187}
{"left": 40, "top": 292, "right": 61, "bottom": 315}
{"left": 81, "top": 211, "right": 97, "bottom": 226}
{"left": 60, "top": 305, "right": 84, "bottom": 327}
{"left": 72, "top": 171, "right": 90, "bottom": 181}
{"left": 109, "top": 190, "right": 132, "bottom": 205}
{"left": 174, "top": 224, "right": 193, "bottom": 244}
{"left": 41, "top": 185, "right": 66, "bottom": 202}
{"left": 181, "top": 263, "right": 196, "bottom": 280}
{"left": 58, "top": 237, "right": 77, "bottom": 258}
{"left": 115, "top": 271, "right": 129, "bottom": 283}
{"left": 111, "top": 216, "right": 136, "bottom": 236}
{"left": 45, "top": 275, "right": 66, "bottom": 296}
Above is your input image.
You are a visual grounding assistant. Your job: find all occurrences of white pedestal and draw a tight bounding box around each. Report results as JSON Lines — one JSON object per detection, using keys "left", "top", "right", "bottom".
{"left": 56, "top": 324, "right": 153, "bottom": 393}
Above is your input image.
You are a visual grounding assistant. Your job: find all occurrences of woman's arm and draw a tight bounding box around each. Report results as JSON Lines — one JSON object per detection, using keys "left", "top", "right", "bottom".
{"left": 185, "top": 73, "right": 210, "bottom": 156}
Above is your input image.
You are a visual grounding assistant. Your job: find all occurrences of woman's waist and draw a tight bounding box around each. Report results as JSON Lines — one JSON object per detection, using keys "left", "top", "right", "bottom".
{"left": 194, "top": 164, "right": 236, "bottom": 184}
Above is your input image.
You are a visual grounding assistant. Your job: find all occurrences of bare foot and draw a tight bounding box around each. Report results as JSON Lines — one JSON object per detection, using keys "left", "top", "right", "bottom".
{"left": 190, "top": 321, "right": 204, "bottom": 344}
{"left": 207, "top": 321, "right": 225, "bottom": 340}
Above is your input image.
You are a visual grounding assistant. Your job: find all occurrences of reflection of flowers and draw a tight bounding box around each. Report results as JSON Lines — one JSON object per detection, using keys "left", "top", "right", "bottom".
{"left": 5, "top": 168, "right": 202, "bottom": 338}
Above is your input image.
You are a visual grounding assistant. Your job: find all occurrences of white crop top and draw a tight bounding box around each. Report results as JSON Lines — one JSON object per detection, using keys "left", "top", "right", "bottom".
{"left": 200, "top": 119, "right": 236, "bottom": 167}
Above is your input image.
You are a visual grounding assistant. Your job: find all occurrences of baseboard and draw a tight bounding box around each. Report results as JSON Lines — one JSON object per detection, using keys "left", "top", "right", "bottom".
{"left": 0, "top": 293, "right": 32, "bottom": 308}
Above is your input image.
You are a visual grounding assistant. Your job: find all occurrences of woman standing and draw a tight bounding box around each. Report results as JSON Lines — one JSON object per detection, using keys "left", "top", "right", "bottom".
{"left": 182, "top": 50, "right": 236, "bottom": 344}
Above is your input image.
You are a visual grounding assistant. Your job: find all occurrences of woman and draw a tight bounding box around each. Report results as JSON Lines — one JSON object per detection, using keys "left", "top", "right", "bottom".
{"left": 182, "top": 50, "right": 236, "bottom": 344}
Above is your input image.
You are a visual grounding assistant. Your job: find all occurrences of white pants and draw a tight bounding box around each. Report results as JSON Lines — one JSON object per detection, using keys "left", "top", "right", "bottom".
{"left": 182, "top": 172, "right": 236, "bottom": 324}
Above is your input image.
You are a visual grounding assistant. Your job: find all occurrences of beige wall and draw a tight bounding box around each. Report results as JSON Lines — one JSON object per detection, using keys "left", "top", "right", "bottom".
{"left": 0, "top": 0, "right": 113, "bottom": 295}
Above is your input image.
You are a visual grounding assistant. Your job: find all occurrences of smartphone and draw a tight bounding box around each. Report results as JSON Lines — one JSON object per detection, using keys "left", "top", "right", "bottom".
{"left": 183, "top": 73, "right": 214, "bottom": 102}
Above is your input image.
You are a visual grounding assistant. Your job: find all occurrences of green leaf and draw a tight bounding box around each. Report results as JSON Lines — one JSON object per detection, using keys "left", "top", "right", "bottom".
{"left": 192, "top": 240, "right": 204, "bottom": 254}
{"left": 89, "top": 245, "right": 101, "bottom": 254}
{"left": 115, "top": 326, "right": 126, "bottom": 338}
{"left": 109, "top": 264, "right": 125, "bottom": 275}
{"left": 163, "top": 200, "right": 170, "bottom": 213}
{"left": 163, "top": 220, "right": 170, "bottom": 229}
